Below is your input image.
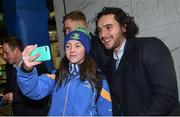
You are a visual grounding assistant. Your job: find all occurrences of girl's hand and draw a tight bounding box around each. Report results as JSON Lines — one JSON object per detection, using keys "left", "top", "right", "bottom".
{"left": 22, "top": 45, "right": 42, "bottom": 71}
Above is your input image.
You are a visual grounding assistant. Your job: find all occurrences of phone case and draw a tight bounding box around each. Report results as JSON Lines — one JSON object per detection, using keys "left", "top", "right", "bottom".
{"left": 30, "top": 46, "right": 51, "bottom": 62}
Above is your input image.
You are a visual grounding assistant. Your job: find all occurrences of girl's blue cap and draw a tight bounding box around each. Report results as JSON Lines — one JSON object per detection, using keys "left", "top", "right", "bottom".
{"left": 64, "top": 30, "right": 91, "bottom": 53}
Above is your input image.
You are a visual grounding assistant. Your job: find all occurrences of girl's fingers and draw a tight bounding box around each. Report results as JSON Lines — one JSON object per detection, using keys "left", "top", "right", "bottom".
{"left": 22, "top": 44, "right": 37, "bottom": 57}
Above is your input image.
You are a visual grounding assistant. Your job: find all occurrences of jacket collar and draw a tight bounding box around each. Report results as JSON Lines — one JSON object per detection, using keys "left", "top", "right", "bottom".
{"left": 69, "top": 63, "right": 80, "bottom": 76}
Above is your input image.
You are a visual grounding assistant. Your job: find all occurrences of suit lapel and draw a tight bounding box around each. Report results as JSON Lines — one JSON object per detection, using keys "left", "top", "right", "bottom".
{"left": 113, "top": 39, "right": 134, "bottom": 75}
{"left": 110, "top": 39, "right": 134, "bottom": 114}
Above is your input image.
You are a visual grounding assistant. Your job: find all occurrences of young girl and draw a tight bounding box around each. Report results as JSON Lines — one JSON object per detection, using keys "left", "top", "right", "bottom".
{"left": 16, "top": 30, "right": 112, "bottom": 116}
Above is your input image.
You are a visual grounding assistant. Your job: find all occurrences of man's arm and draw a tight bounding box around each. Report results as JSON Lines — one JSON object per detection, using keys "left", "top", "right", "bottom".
{"left": 141, "top": 37, "right": 179, "bottom": 115}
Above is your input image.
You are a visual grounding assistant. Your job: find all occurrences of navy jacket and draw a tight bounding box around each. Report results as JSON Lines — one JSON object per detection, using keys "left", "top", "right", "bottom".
{"left": 109, "top": 37, "right": 180, "bottom": 115}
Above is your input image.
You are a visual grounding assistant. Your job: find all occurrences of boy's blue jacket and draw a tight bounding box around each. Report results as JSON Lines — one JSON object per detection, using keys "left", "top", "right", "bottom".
{"left": 16, "top": 67, "right": 112, "bottom": 116}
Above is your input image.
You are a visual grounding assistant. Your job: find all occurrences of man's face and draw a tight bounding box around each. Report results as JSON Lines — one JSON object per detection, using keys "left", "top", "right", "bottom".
{"left": 63, "top": 19, "right": 77, "bottom": 35}
{"left": 2, "top": 43, "right": 17, "bottom": 64}
{"left": 97, "top": 14, "right": 126, "bottom": 53}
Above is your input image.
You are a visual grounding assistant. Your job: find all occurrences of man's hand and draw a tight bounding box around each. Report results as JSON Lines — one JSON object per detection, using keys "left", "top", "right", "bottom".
{"left": 4, "top": 92, "right": 13, "bottom": 104}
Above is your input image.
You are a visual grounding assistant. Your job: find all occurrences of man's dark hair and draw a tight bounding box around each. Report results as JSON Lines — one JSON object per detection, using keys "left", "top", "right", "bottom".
{"left": 2, "top": 36, "right": 23, "bottom": 52}
{"left": 96, "top": 7, "right": 139, "bottom": 39}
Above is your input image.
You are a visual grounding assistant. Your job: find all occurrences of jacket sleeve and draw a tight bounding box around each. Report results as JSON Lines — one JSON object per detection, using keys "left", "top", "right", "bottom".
{"left": 96, "top": 80, "right": 112, "bottom": 116}
{"left": 16, "top": 67, "right": 55, "bottom": 100}
{"left": 141, "top": 37, "right": 179, "bottom": 115}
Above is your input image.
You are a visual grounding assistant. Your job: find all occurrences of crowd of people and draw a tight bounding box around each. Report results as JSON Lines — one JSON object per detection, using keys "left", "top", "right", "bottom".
{"left": 0, "top": 7, "right": 180, "bottom": 116}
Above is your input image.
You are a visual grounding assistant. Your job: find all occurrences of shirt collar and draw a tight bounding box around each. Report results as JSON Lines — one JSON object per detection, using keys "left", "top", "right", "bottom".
{"left": 113, "top": 39, "right": 126, "bottom": 61}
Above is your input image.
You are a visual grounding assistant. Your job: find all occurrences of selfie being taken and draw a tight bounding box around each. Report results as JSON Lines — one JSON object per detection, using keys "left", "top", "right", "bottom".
{"left": 0, "top": 0, "right": 180, "bottom": 116}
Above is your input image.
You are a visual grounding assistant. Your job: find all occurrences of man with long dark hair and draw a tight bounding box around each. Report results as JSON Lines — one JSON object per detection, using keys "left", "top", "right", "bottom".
{"left": 96, "top": 7, "right": 180, "bottom": 115}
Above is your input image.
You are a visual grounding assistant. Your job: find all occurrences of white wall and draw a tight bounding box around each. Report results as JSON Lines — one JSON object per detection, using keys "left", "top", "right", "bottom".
{"left": 54, "top": 0, "right": 180, "bottom": 100}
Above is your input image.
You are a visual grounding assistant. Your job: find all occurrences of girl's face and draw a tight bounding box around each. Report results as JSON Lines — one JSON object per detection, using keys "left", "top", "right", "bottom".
{"left": 65, "top": 40, "right": 86, "bottom": 64}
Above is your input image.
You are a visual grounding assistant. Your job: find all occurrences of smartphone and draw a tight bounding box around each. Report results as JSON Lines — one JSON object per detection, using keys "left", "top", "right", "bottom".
{"left": 30, "top": 46, "right": 51, "bottom": 62}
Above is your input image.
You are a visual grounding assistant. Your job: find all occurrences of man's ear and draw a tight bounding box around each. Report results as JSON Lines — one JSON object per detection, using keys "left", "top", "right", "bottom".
{"left": 122, "top": 25, "right": 126, "bottom": 33}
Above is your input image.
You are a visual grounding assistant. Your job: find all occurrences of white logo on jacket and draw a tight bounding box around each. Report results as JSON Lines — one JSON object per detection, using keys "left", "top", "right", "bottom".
{"left": 83, "top": 81, "right": 92, "bottom": 89}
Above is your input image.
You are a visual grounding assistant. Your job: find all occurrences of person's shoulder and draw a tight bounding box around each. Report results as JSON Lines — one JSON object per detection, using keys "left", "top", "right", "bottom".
{"left": 135, "top": 37, "right": 162, "bottom": 43}
{"left": 134, "top": 37, "right": 165, "bottom": 46}
{"left": 134, "top": 37, "right": 169, "bottom": 51}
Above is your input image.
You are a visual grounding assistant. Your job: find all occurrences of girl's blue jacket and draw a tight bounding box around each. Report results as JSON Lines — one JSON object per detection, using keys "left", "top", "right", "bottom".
{"left": 16, "top": 67, "right": 112, "bottom": 116}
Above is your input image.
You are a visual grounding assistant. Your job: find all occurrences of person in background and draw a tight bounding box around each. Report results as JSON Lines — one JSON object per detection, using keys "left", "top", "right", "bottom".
{"left": 15, "top": 30, "right": 112, "bottom": 116}
{"left": 2, "top": 36, "right": 50, "bottom": 116}
{"left": 95, "top": 7, "right": 180, "bottom": 115}
{"left": 63, "top": 10, "right": 112, "bottom": 78}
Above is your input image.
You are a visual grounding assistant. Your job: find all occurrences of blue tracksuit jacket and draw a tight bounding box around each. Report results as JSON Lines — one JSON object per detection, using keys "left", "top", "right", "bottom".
{"left": 16, "top": 67, "right": 112, "bottom": 116}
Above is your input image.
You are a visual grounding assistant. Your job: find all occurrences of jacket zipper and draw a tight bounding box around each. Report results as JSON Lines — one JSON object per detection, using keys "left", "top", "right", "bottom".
{"left": 63, "top": 76, "right": 71, "bottom": 115}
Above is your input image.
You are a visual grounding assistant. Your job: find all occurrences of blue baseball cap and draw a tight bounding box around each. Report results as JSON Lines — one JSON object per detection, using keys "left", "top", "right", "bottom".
{"left": 64, "top": 30, "right": 91, "bottom": 53}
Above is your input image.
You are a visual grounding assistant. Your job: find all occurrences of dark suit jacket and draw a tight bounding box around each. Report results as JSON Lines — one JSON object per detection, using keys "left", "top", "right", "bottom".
{"left": 5, "top": 63, "right": 50, "bottom": 116}
{"left": 109, "top": 37, "right": 180, "bottom": 115}
{"left": 90, "top": 34, "right": 112, "bottom": 78}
